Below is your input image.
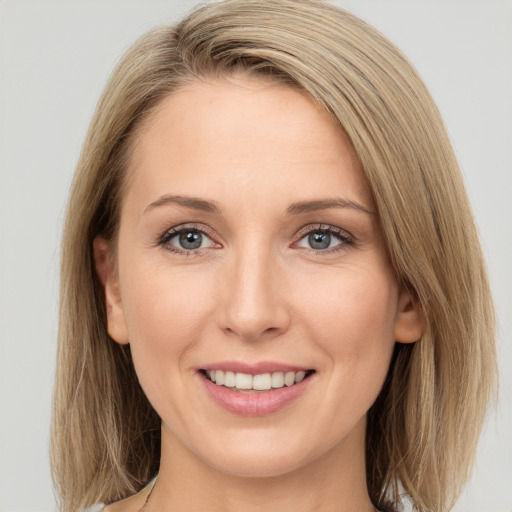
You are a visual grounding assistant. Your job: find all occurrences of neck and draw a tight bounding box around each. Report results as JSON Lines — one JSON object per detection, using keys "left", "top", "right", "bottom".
{"left": 149, "top": 417, "right": 375, "bottom": 512}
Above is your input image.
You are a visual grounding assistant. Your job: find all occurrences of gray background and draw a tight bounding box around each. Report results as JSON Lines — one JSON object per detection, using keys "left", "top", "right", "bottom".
{"left": 0, "top": 1, "right": 510, "bottom": 511}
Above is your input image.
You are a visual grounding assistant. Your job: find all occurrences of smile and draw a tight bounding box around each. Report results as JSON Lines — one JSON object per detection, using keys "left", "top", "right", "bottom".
{"left": 199, "top": 367, "right": 316, "bottom": 416}
{"left": 204, "top": 370, "right": 313, "bottom": 391}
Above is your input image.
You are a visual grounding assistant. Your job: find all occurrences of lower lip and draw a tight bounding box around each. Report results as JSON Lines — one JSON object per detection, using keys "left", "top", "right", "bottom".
{"left": 200, "top": 373, "right": 313, "bottom": 417}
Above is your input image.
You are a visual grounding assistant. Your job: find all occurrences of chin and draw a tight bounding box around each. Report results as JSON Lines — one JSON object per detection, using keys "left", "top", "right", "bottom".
{"left": 185, "top": 426, "right": 347, "bottom": 480}
{"left": 206, "top": 451, "right": 311, "bottom": 479}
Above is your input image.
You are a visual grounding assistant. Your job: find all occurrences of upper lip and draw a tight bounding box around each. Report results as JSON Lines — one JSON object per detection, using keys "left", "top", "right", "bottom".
{"left": 200, "top": 361, "right": 313, "bottom": 375}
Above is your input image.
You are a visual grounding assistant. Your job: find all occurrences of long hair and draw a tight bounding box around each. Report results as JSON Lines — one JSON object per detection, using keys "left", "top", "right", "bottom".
{"left": 51, "top": 1, "right": 497, "bottom": 510}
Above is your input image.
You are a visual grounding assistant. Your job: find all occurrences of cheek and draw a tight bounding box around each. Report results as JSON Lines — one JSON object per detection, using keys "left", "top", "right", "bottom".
{"left": 118, "top": 257, "right": 216, "bottom": 388}
{"left": 121, "top": 253, "right": 215, "bottom": 331}
{"left": 295, "top": 264, "right": 398, "bottom": 371}
{"left": 290, "top": 267, "right": 398, "bottom": 438}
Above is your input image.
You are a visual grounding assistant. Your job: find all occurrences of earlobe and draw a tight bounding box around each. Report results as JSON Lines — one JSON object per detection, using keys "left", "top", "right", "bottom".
{"left": 93, "top": 236, "right": 130, "bottom": 345}
{"left": 394, "top": 286, "right": 424, "bottom": 344}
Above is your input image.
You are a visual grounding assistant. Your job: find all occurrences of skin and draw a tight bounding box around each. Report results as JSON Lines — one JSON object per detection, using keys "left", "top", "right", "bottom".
{"left": 96, "top": 76, "right": 423, "bottom": 512}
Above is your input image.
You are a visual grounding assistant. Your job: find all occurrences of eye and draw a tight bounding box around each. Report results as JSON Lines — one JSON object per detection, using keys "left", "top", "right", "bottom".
{"left": 173, "top": 230, "right": 207, "bottom": 250}
{"left": 295, "top": 225, "right": 353, "bottom": 252}
{"left": 159, "top": 225, "right": 218, "bottom": 254}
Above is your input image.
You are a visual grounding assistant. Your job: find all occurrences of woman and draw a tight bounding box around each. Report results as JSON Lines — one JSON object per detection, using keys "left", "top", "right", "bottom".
{"left": 50, "top": 1, "right": 497, "bottom": 511}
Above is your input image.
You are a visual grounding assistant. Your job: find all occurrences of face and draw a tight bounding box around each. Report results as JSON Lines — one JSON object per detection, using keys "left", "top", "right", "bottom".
{"left": 95, "top": 76, "right": 422, "bottom": 478}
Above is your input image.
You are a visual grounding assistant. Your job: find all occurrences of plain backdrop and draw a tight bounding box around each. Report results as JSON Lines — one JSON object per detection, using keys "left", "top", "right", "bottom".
{"left": 0, "top": 1, "right": 511, "bottom": 511}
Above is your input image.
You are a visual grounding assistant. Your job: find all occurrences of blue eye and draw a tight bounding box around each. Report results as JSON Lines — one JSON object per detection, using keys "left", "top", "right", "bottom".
{"left": 296, "top": 226, "right": 352, "bottom": 252}
{"left": 160, "top": 227, "right": 217, "bottom": 253}
{"left": 177, "top": 230, "right": 203, "bottom": 250}
{"left": 308, "top": 232, "right": 332, "bottom": 250}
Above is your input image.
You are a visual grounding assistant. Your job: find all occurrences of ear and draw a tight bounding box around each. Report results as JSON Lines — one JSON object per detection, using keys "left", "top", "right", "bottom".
{"left": 394, "top": 286, "right": 424, "bottom": 344}
{"left": 93, "top": 236, "right": 129, "bottom": 345}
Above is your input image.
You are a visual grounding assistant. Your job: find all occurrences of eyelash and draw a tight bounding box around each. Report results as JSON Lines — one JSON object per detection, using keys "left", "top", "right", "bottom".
{"left": 157, "top": 223, "right": 218, "bottom": 257}
{"left": 156, "top": 223, "right": 355, "bottom": 256}
{"left": 293, "top": 224, "right": 355, "bottom": 255}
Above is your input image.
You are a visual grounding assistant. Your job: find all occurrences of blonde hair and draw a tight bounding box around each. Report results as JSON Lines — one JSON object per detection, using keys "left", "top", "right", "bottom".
{"left": 51, "top": 1, "right": 497, "bottom": 510}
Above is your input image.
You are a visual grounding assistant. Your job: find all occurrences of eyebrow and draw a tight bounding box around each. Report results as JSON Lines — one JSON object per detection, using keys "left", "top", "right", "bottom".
{"left": 286, "top": 198, "right": 375, "bottom": 216}
{"left": 144, "top": 194, "right": 222, "bottom": 214}
{"left": 143, "top": 194, "right": 374, "bottom": 216}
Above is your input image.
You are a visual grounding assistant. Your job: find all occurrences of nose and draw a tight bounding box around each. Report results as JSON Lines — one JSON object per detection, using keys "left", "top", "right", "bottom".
{"left": 217, "top": 245, "right": 290, "bottom": 342}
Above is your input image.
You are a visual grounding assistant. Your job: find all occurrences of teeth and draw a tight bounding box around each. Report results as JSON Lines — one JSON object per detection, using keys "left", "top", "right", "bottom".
{"left": 295, "top": 371, "right": 306, "bottom": 383}
{"left": 206, "top": 370, "right": 309, "bottom": 390}
{"left": 253, "top": 373, "right": 271, "bottom": 390}
{"left": 225, "top": 371, "right": 236, "bottom": 388}
{"left": 284, "top": 372, "right": 295, "bottom": 386}
{"left": 271, "top": 372, "right": 284, "bottom": 388}
{"left": 235, "top": 372, "right": 253, "bottom": 389}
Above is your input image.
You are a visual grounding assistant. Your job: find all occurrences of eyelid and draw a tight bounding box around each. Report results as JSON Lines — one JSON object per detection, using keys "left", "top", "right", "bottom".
{"left": 156, "top": 222, "right": 354, "bottom": 255}
{"left": 157, "top": 222, "right": 221, "bottom": 251}
{"left": 292, "top": 223, "right": 355, "bottom": 253}
{"left": 293, "top": 223, "right": 354, "bottom": 243}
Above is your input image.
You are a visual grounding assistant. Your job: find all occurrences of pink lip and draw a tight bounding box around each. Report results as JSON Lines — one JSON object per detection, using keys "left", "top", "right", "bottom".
{"left": 199, "top": 369, "right": 314, "bottom": 417}
{"left": 200, "top": 360, "right": 311, "bottom": 374}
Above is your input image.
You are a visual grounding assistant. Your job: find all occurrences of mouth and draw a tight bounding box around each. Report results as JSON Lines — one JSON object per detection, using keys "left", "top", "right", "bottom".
{"left": 200, "top": 369, "right": 316, "bottom": 393}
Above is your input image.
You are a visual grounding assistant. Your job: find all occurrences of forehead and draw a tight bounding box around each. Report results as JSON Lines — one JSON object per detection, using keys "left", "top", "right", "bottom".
{"left": 124, "top": 76, "right": 373, "bottom": 214}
